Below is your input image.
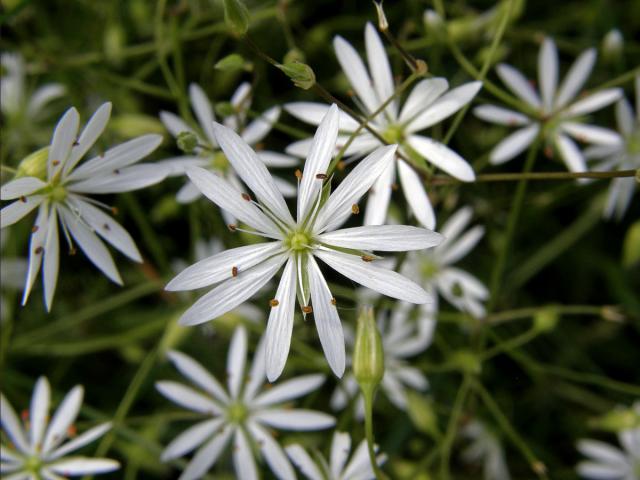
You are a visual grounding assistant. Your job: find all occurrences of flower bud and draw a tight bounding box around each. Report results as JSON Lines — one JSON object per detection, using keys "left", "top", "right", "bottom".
{"left": 373, "top": 0, "right": 389, "bottom": 31}
{"left": 223, "top": 0, "right": 250, "bottom": 36}
{"left": 177, "top": 131, "right": 198, "bottom": 154}
{"left": 16, "top": 147, "right": 49, "bottom": 180}
{"left": 622, "top": 221, "right": 640, "bottom": 268}
{"left": 215, "top": 101, "right": 236, "bottom": 118}
{"left": 533, "top": 307, "right": 558, "bottom": 333}
{"left": 406, "top": 391, "right": 441, "bottom": 439}
{"left": 353, "top": 307, "right": 385, "bottom": 392}
{"left": 276, "top": 61, "right": 316, "bottom": 90}
{"left": 602, "top": 29, "right": 624, "bottom": 64}
{"left": 215, "top": 53, "right": 248, "bottom": 72}
{"left": 588, "top": 404, "right": 640, "bottom": 432}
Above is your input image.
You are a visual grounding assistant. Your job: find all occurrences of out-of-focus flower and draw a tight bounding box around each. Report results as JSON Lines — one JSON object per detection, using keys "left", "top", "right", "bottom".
{"left": 474, "top": 37, "right": 623, "bottom": 170}
{"left": 0, "top": 230, "right": 27, "bottom": 322}
{"left": 1, "top": 377, "right": 119, "bottom": 478}
{"left": 166, "top": 105, "right": 442, "bottom": 380}
{"left": 286, "top": 431, "right": 386, "bottom": 480}
{"left": 460, "top": 420, "right": 511, "bottom": 480}
{"left": 0, "top": 103, "right": 164, "bottom": 310}
{"left": 602, "top": 29, "right": 624, "bottom": 64}
{"left": 160, "top": 82, "right": 297, "bottom": 208}
{"left": 156, "top": 326, "right": 334, "bottom": 480}
{"left": 285, "top": 22, "right": 481, "bottom": 229}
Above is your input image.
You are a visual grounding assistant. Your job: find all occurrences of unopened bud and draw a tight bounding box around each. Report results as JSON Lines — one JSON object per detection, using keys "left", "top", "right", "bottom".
{"left": 533, "top": 307, "right": 558, "bottom": 333}
{"left": 406, "top": 391, "right": 441, "bottom": 438}
{"left": 450, "top": 350, "right": 481, "bottom": 374}
{"left": 353, "top": 307, "right": 385, "bottom": 392}
{"left": 588, "top": 404, "right": 640, "bottom": 432}
{"left": 215, "top": 53, "right": 248, "bottom": 72}
{"left": 373, "top": 0, "right": 389, "bottom": 31}
{"left": 283, "top": 48, "right": 306, "bottom": 64}
{"left": 223, "top": 0, "right": 250, "bottom": 36}
{"left": 602, "top": 29, "right": 624, "bottom": 64}
{"left": 215, "top": 101, "right": 235, "bottom": 118}
{"left": 16, "top": 147, "right": 49, "bottom": 180}
{"left": 177, "top": 131, "right": 198, "bottom": 154}
{"left": 277, "top": 61, "right": 316, "bottom": 90}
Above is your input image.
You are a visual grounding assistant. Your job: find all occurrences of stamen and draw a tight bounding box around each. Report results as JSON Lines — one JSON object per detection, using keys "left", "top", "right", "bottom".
{"left": 330, "top": 298, "right": 337, "bottom": 305}
{"left": 231, "top": 266, "right": 238, "bottom": 277}
{"left": 34, "top": 246, "right": 43, "bottom": 254}
{"left": 269, "top": 299, "right": 280, "bottom": 307}
{"left": 228, "top": 224, "right": 237, "bottom": 231}
{"left": 52, "top": 160, "right": 60, "bottom": 166}
{"left": 302, "top": 305, "right": 313, "bottom": 314}
{"left": 241, "top": 193, "right": 251, "bottom": 201}
{"left": 315, "top": 173, "right": 327, "bottom": 180}
{"left": 31, "top": 225, "right": 39, "bottom": 233}
{"left": 361, "top": 255, "right": 374, "bottom": 262}
{"left": 103, "top": 223, "right": 110, "bottom": 231}
{"left": 295, "top": 169, "right": 302, "bottom": 180}
{"left": 20, "top": 196, "right": 27, "bottom": 203}
{"left": 351, "top": 204, "right": 360, "bottom": 214}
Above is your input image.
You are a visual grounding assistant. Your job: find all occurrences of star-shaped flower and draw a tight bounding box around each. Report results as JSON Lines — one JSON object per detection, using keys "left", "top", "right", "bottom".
{"left": 0, "top": 103, "right": 164, "bottom": 310}
{"left": 156, "top": 326, "right": 335, "bottom": 480}
{"left": 166, "top": 105, "right": 442, "bottom": 380}
{"left": 1, "top": 377, "right": 118, "bottom": 479}
{"left": 576, "top": 424, "right": 640, "bottom": 480}
{"left": 285, "top": 22, "right": 481, "bottom": 229}
{"left": 160, "top": 82, "right": 297, "bottom": 206}
{"left": 474, "top": 37, "right": 623, "bottom": 171}
{"left": 460, "top": 420, "right": 511, "bottom": 480}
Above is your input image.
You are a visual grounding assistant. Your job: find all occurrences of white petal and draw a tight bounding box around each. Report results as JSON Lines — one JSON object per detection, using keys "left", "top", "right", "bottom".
{"left": 42, "top": 386, "right": 83, "bottom": 454}
{"left": 49, "top": 458, "right": 119, "bottom": 476}
{"left": 330, "top": 431, "right": 352, "bottom": 478}
{"left": 561, "top": 122, "right": 623, "bottom": 146}
{"left": 160, "top": 418, "right": 225, "bottom": 461}
{"left": 319, "top": 225, "right": 442, "bottom": 252}
{"left": 160, "top": 111, "right": 198, "bottom": 139}
{"left": 229, "top": 82, "right": 252, "bottom": 123}
{"left": 285, "top": 102, "right": 360, "bottom": 131}
{"left": 315, "top": 144, "right": 396, "bottom": 232}
{"left": 406, "top": 82, "right": 482, "bottom": 133}
{"left": 564, "top": 89, "right": 623, "bottom": 117}
{"left": 265, "top": 258, "right": 297, "bottom": 382}
{"left": 227, "top": 326, "right": 248, "bottom": 400}
{"left": 397, "top": 158, "right": 436, "bottom": 229}
{"left": 22, "top": 204, "right": 49, "bottom": 305}
{"left": 365, "top": 22, "right": 397, "bottom": 119}
{"left": 155, "top": 381, "right": 221, "bottom": 415}
{"left": 65, "top": 103, "right": 112, "bottom": 176}
{"left": 212, "top": 123, "right": 294, "bottom": 226}
{"left": 472, "top": 104, "right": 530, "bottom": 126}
{"left": 0, "top": 394, "right": 29, "bottom": 453}
{"left": 555, "top": 49, "right": 596, "bottom": 109}
{"left": 180, "top": 425, "right": 233, "bottom": 480}
{"left": 1, "top": 177, "right": 47, "bottom": 200}
{"left": 69, "top": 163, "right": 166, "bottom": 194}
{"left": 604, "top": 178, "right": 635, "bottom": 221}
{"left": 247, "top": 421, "right": 296, "bottom": 480}
{"left": 272, "top": 176, "right": 298, "bottom": 198}
{"left": 166, "top": 351, "right": 230, "bottom": 404}
{"left": 489, "top": 123, "right": 540, "bottom": 165}
{"left": 576, "top": 462, "right": 629, "bottom": 479}
{"left": 257, "top": 151, "right": 299, "bottom": 168}
{"left": 167, "top": 242, "right": 283, "bottom": 291}
{"left": 253, "top": 374, "right": 325, "bottom": 408}
{"left": 29, "top": 377, "right": 50, "bottom": 451}
{"left": 407, "top": 135, "right": 475, "bottom": 181}
{"left": 285, "top": 444, "right": 323, "bottom": 480}
{"left": 496, "top": 63, "right": 542, "bottom": 108}
{"left": 538, "top": 38, "right": 558, "bottom": 112}
{"left": 43, "top": 206, "right": 60, "bottom": 311}
{"left": 253, "top": 409, "right": 335, "bottom": 431}
{"left": 577, "top": 439, "right": 629, "bottom": 465}
{"left": 0, "top": 196, "right": 44, "bottom": 228}
{"left": 48, "top": 423, "right": 111, "bottom": 459}
{"left": 615, "top": 97, "right": 635, "bottom": 136}
{"left": 394, "top": 366, "right": 429, "bottom": 390}
{"left": 315, "top": 248, "right": 429, "bottom": 304}
{"left": 242, "top": 335, "right": 267, "bottom": 403}
{"left": 177, "top": 181, "right": 203, "bottom": 204}
{"left": 333, "top": 35, "right": 378, "bottom": 114}
{"left": 307, "top": 255, "right": 345, "bottom": 377}
{"left": 157, "top": 156, "right": 209, "bottom": 177}
{"left": 440, "top": 225, "right": 484, "bottom": 265}
{"left": 26, "top": 83, "right": 66, "bottom": 118}
{"left": 555, "top": 134, "right": 587, "bottom": 173}
{"left": 178, "top": 253, "right": 286, "bottom": 326}
{"left": 363, "top": 158, "right": 395, "bottom": 227}
{"left": 189, "top": 83, "right": 217, "bottom": 146}
{"left": 297, "top": 104, "right": 339, "bottom": 223}
{"left": 232, "top": 427, "right": 258, "bottom": 480}
{"left": 399, "top": 78, "right": 449, "bottom": 124}
{"left": 59, "top": 207, "right": 122, "bottom": 285}
{"left": 185, "top": 167, "right": 281, "bottom": 237}
{"left": 48, "top": 107, "right": 80, "bottom": 178}
{"left": 242, "top": 106, "right": 280, "bottom": 145}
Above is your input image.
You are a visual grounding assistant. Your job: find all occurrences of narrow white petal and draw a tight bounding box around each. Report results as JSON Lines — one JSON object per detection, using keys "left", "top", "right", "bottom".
{"left": 160, "top": 418, "right": 225, "bottom": 461}
{"left": 42, "top": 386, "right": 83, "bottom": 454}
{"left": 243, "top": 334, "right": 267, "bottom": 403}
{"left": 315, "top": 248, "right": 430, "bottom": 304}
{"left": 212, "top": 123, "right": 294, "bottom": 225}
{"left": 232, "top": 427, "right": 258, "bottom": 480}
{"left": 399, "top": 78, "right": 449, "bottom": 124}
{"left": 160, "top": 111, "right": 198, "bottom": 139}
{"left": 436, "top": 207, "right": 474, "bottom": 250}
{"left": 247, "top": 421, "right": 296, "bottom": 480}
{"left": 561, "top": 122, "right": 623, "bottom": 146}
{"left": 330, "top": 431, "right": 352, "bottom": 478}
{"left": 43, "top": 206, "right": 60, "bottom": 311}
{"left": 253, "top": 409, "right": 335, "bottom": 431}
{"left": 0, "top": 196, "right": 44, "bottom": 228}
{"left": 49, "top": 458, "right": 120, "bottom": 476}
{"left": 48, "top": 107, "right": 80, "bottom": 178}
{"left": 307, "top": 255, "right": 345, "bottom": 377}
{"left": 65, "top": 103, "right": 112, "bottom": 175}
{"left": 0, "top": 394, "right": 29, "bottom": 453}
{"left": 489, "top": 123, "right": 540, "bottom": 165}
{"left": 407, "top": 82, "right": 482, "bottom": 133}
{"left": 242, "top": 106, "right": 280, "bottom": 145}
{"left": 227, "top": 326, "right": 248, "bottom": 400}
{"left": 166, "top": 351, "right": 230, "bottom": 404}
{"left": 496, "top": 63, "right": 542, "bottom": 108}
{"left": 365, "top": 22, "right": 397, "bottom": 119}
{"left": 298, "top": 104, "right": 339, "bottom": 223}
{"left": 180, "top": 426, "right": 233, "bottom": 480}
{"left": 29, "top": 377, "right": 51, "bottom": 451}
{"left": 564, "top": 89, "right": 623, "bottom": 117}
{"left": 256, "top": 151, "right": 299, "bottom": 168}
{"left": 265, "top": 258, "right": 297, "bottom": 382}
{"left": 363, "top": 159, "right": 395, "bottom": 227}
{"left": 189, "top": 83, "right": 217, "bottom": 146}
{"left": 1, "top": 177, "right": 47, "bottom": 200}
{"left": 615, "top": 97, "right": 635, "bottom": 136}
{"left": 167, "top": 242, "right": 283, "bottom": 291}
{"left": 185, "top": 167, "right": 281, "bottom": 237}
{"left": 555, "top": 134, "right": 587, "bottom": 173}
{"left": 440, "top": 225, "right": 484, "bottom": 265}
{"left": 157, "top": 156, "right": 209, "bottom": 177}
{"left": 577, "top": 439, "right": 629, "bottom": 465}
{"left": 59, "top": 207, "right": 122, "bottom": 285}
{"left": 48, "top": 423, "right": 111, "bottom": 459}
{"left": 472, "top": 104, "right": 530, "bottom": 126}
{"left": 605, "top": 177, "right": 635, "bottom": 221}
{"left": 285, "top": 102, "right": 360, "bottom": 131}
{"left": 178, "top": 253, "right": 286, "bottom": 326}
{"left": 319, "top": 225, "right": 442, "bottom": 252}
{"left": 407, "top": 135, "right": 475, "bottom": 181}
{"left": 315, "top": 144, "right": 396, "bottom": 232}
{"left": 69, "top": 163, "right": 166, "bottom": 194}
{"left": 576, "top": 462, "right": 629, "bottom": 478}
{"left": 397, "top": 159, "right": 436, "bottom": 229}
{"left": 333, "top": 35, "right": 379, "bottom": 114}
{"left": 26, "top": 83, "right": 66, "bottom": 118}
{"left": 22, "top": 204, "right": 49, "bottom": 305}
{"left": 253, "top": 374, "right": 325, "bottom": 408}
{"left": 272, "top": 176, "right": 298, "bottom": 198}
{"left": 230, "top": 82, "right": 252, "bottom": 117}
{"left": 555, "top": 49, "right": 597, "bottom": 109}
{"left": 155, "top": 381, "right": 221, "bottom": 415}
{"left": 285, "top": 444, "right": 323, "bottom": 480}
{"left": 538, "top": 38, "right": 558, "bottom": 112}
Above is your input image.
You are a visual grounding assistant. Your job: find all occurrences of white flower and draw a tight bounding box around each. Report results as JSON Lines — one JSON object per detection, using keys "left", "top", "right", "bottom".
{"left": 460, "top": 420, "right": 511, "bottom": 480}
{"left": 1, "top": 377, "right": 119, "bottom": 479}
{"left": 576, "top": 426, "right": 640, "bottom": 480}
{"left": 286, "top": 431, "right": 386, "bottom": 480}
{"left": 0, "top": 103, "right": 164, "bottom": 310}
{"left": 330, "top": 302, "right": 434, "bottom": 416}
{"left": 402, "top": 206, "right": 488, "bottom": 318}
{"left": 285, "top": 22, "right": 481, "bottom": 229}
{"left": 156, "top": 326, "right": 335, "bottom": 480}
{"left": 585, "top": 75, "right": 640, "bottom": 220}
{"left": 474, "top": 37, "right": 623, "bottom": 170}
{"left": 160, "top": 82, "right": 298, "bottom": 206}
{"left": 166, "top": 104, "right": 442, "bottom": 380}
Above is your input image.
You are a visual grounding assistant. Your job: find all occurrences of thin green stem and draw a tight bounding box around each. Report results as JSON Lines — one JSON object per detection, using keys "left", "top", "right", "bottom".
{"left": 439, "top": 374, "right": 472, "bottom": 480}
{"left": 429, "top": 168, "right": 638, "bottom": 185}
{"left": 362, "top": 388, "right": 389, "bottom": 480}
{"left": 481, "top": 327, "right": 541, "bottom": 360}
{"left": 485, "top": 304, "right": 610, "bottom": 325}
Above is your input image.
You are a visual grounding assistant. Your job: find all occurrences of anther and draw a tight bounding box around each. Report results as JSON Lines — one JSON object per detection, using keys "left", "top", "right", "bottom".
{"left": 103, "top": 223, "right": 110, "bottom": 231}
{"left": 113, "top": 169, "right": 120, "bottom": 174}
{"left": 315, "top": 173, "right": 327, "bottom": 180}
{"left": 73, "top": 139, "right": 80, "bottom": 146}
{"left": 241, "top": 193, "right": 251, "bottom": 201}
{"left": 361, "top": 255, "right": 374, "bottom": 262}
{"left": 21, "top": 409, "right": 29, "bottom": 421}
{"left": 69, "top": 247, "right": 77, "bottom": 255}
{"left": 67, "top": 425, "right": 77, "bottom": 437}
{"left": 270, "top": 299, "right": 280, "bottom": 307}
{"left": 295, "top": 169, "right": 302, "bottom": 180}
{"left": 337, "top": 161, "right": 346, "bottom": 171}
{"left": 111, "top": 207, "right": 119, "bottom": 215}
{"left": 231, "top": 266, "right": 238, "bottom": 277}
{"left": 35, "top": 246, "right": 44, "bottom": 254}
{"left": 330, "top": 298, "right": 337, "bottom": 305}
{"left": 32, "top": 225, "right": 39, "bottom": 233}
{"left": 391, "top": 182, "right": 399, "bottom": 191}
{"left": 52, "top": 160, "right": 60, "bottom": 166}
{"left": 302, "top": 305, "right": 313, "bottom": 314}
{"left": 351, "top": 204, "right": 360, "bottom": 214}
{"left": 20, "top": 196, "right": 27, "bottom": 203}
{"left": 228, "top": 224, "right": 237, "bottom": 232}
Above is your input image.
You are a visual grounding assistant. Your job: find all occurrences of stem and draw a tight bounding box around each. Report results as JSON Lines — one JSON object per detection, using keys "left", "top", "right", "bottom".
{"left": 429, "top": 168, "right": 638, "bottom": 185}
{"left": 481, "top": 327, "right": 541, "bottom": 360}
{"left": 362, "top": 387, "right": 389, "bottom": 480}
{"left": 439, "top": 374, "right": 472, "bottom": 480}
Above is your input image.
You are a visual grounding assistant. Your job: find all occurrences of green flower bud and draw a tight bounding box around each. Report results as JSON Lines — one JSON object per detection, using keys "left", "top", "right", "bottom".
{"left": 602, "top": 29, "right": 624, "bottom": 64}
{"left": 223, "top": 0, "right": 250, "bottom": 36}
{"left": 406, "top": 391, "right": 441, "bottom": 439}
{"left": 450, "top": 349, "right": 482, "bottom": 374}
{"left": 177, "top": 131, "right": 198, "bottom": 154}
{"left": 373, "top": 0, "right": 389, "bottom": 31}
{"left": 276, "top": 61, "right": 316, "bottom": 90}
{"left": 215, "top": 101, "right": 236, "bottom": 118}
{"left": 215, "top": 53, "right": 248, "bottom": 72}
{"left": 623, "top": 221, "right": 640, "bottom": 268}
{"left": 16, "top": 147, "right": 49, "bottom": 180}
{"left": 533, "top": 307, "right": 559, "bottom": 333}
{"left": 283, "top": 48, "right": 306, "bottom": 65}
{"left": 353, "top": 307, "right": 385, "bottom": 392}
{"left": 589, "top": 405, "right": 640, "bottom": 432}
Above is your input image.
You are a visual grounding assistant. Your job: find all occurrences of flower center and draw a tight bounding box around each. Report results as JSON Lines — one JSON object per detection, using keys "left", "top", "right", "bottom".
{"left": 421, "top": 260, "right": 439, "bottom": 279}
{"left": 227, "top": 402, "right": 247, "bottom": 424}
{"left": 627, "top": 129, "right": 640, "bottom": 155}
{"left": 382, "top": 124, "right": 404, "bottom": 144}
{"left": 210, "top": 151, "right": 229, "bottom": 171}
{"left": 286, "top": 231, "right": 312, "bottom": 252}
{"left": 48, "top": 183, "right": 67, "bottom": 203}
{"left": 24, "top": 455, "right": 43, "bottom": 474}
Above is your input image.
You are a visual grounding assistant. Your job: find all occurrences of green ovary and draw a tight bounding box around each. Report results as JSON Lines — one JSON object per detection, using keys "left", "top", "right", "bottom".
{"left": 227, "top": 402, "right": 248, "bottom": 423}
{"left": 382, "top": 125, "right": 404, "bottom": 144}
{"left": 286, "top": 231, "right": 312, "bottom": 252}
{"left": 421, "top": 260, "right": 439, "bottom": 280}
{"left": 49, "top": 184, "right": 67, "bottom": 203}
{"left": 210, "top": 152, "right": 229, "bottom": 171}
{"left": 627, "top": 130, "right": 640, "bottom": 155}
{"left": 24, "top": 455, "right": 43, "bottom": 474}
